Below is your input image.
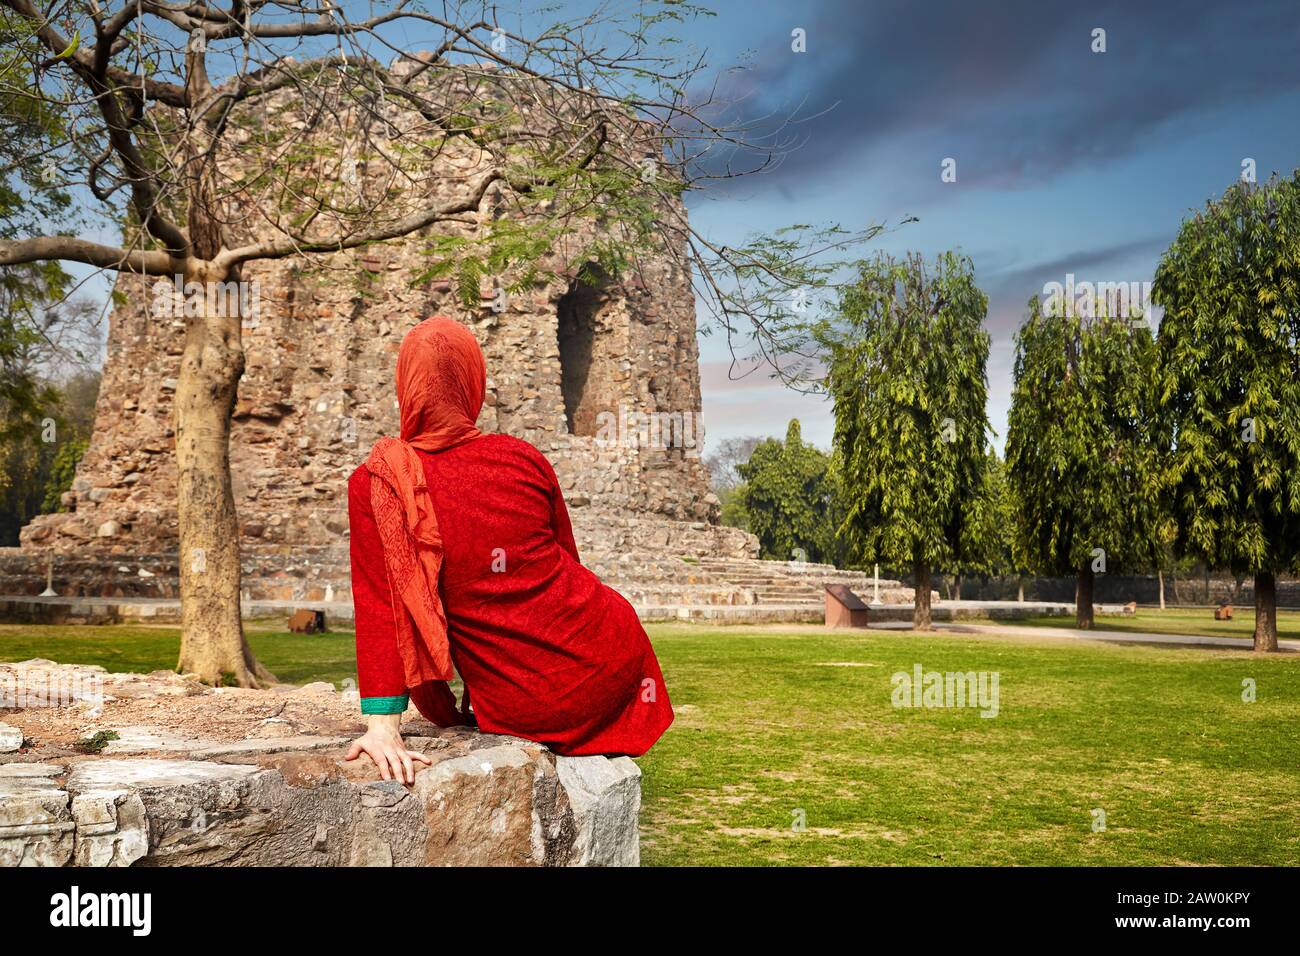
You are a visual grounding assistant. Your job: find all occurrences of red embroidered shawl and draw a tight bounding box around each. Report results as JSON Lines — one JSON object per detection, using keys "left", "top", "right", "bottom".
{"left": 362, "top": 317, "right": 486, "bottom": 686}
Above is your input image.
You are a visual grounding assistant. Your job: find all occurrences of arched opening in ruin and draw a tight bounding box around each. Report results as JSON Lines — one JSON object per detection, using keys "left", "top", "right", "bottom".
{"left": 556, "top": 265, "right": 618, "bottom": 436}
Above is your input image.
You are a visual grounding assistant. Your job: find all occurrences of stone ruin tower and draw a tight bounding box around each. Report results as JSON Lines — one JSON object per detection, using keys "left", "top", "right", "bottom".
{"left": 16, "top": 64, "right": 757, "bottom": 602}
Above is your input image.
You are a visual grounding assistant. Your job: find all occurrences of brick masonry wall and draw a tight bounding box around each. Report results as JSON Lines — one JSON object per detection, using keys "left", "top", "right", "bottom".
{"left": 20, "top": 68, "right": 750, "bottom": 573}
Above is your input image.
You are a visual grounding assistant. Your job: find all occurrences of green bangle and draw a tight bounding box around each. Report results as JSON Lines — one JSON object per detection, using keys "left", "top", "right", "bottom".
{"left": 360, "top": 694, "right": 409, "bottom": 715}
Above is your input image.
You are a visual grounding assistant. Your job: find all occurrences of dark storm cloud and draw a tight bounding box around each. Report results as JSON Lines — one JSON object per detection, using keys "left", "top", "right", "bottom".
{"left": 692, "top": 0, "right": 1300, "bottom": 192}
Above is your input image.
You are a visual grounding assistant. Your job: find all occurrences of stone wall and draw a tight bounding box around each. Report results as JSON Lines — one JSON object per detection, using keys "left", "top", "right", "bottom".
{"left": 20, "top": 65, "right": 746, "bottom": 570}
{"left": 0, "top": 660, "right": 641, "bottom": 866}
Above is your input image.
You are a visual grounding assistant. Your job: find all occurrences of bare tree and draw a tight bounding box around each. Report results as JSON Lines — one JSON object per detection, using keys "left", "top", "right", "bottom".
{"left": 702, "top": 434, "right": 761, "bottom": 491}
{"left": 0, "top": 0, "right": 881, "bottom": 685}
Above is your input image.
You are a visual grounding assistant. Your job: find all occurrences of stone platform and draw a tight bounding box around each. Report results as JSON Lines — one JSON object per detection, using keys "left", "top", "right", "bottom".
{"left": 0, "top": 543, "right": 920, "bottom": 626}
{"left": 0, "top": 660, "right": 640, "bottom": 867}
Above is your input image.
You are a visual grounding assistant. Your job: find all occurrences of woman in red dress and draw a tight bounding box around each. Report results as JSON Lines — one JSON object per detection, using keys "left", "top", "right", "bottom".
{"left": 344, "top": 317, "right": 673, "bottom": 782}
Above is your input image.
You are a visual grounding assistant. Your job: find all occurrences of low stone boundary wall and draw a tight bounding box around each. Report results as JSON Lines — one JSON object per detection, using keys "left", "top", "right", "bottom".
{"left": 0, "top": 661, "right": 640, "bottom": 867}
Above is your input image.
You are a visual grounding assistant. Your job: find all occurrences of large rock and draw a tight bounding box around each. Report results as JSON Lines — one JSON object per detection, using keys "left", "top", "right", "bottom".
{"left": 556, "top": 755, "right": 642, "bottom": 866}
{"left": 8, "top": 745, "right": 636, "bottom": 867}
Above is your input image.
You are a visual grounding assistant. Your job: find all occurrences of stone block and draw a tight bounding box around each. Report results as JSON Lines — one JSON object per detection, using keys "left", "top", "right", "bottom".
{"left": 0, "top": 764, "right": 74, "bottom": 866}
{"left": 555, "top": 755, "right": 642, "bottom": 866}
{"left": 0, "top": 669, "right": 642, "bottom": 867}
{"left": 71, "top": 790, "right": 149, "bottom": 866}
{"left": 0, "top": 723, "right": 23, "bottom": 752}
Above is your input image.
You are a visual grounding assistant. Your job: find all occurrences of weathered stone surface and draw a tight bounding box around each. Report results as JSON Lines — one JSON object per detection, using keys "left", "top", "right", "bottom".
{"left": 0, "top": 723, "right": 22, "bottom": 752}
{"left": 17, "top": 67, "right": 746, "bottom": 591}
{"left": 416, "top": 744, "right": 548, "bottom": 867}
{"left": 0, "top": 764, "right": 74, "bottom": 866}
{"left": 99, "top": 725, "right": 350, "bottom": 758}
{"left": 350, "top": 779, "right": 426, "bottom": 866}
{"left": 71, "top": 790, "right": 149, "bottom": 866}
{"left": 556, "top": 755, "right": 642, "bottom": 867}
{"left": 0, "top": 667, "right": 643, "bottom": 867}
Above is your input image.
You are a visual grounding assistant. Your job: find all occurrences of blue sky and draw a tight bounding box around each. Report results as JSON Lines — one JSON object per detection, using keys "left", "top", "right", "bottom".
{"left": 673, "top": 0, "right": 1300, "bottom": 453}
{"left": 61, "top": 0, "right": 1300, "bottom": 456}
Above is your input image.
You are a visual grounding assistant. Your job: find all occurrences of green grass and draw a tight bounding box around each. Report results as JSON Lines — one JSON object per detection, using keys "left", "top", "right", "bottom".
{"left": 637, "top": 623, "right": 1300, "bottom": 865}
{"left": 1011, "top": 607, "right": 1300, "bottom": 643}
{"left": 0, "top": 621, "right": 358, "bottom": 687}
{"left": 2, "top": 620, "right": 1297, "bottom": 865}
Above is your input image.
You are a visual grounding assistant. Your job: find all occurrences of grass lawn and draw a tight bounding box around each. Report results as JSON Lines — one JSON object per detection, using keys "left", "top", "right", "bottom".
{"left": 2, "top": 619, "right": 1297, "bottom": 865}
{"left": 0, "top": 621, "right": 358, "bottom": 687}
{"left": 1011, "top": 607, "right": 1300, "bottom": 643}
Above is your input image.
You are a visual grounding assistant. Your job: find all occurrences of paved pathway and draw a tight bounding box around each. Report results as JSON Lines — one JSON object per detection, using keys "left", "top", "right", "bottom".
{"left": 872, "top": 618, "right": 1300, "bottom": 651}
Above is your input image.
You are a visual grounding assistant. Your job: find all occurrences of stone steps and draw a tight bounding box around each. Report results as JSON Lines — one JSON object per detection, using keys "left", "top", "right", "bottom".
{"left": 0, "top": 543, "right": 919, "bottom": 622}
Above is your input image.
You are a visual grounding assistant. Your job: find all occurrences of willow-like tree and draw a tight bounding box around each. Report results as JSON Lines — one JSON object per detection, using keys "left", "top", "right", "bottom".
{"left": 1005, "top": 296, "right": 1164, "bottom": 628}
{"left": 819, "top": 252, "right": 992, "bottom": 629}
{"left": 0, "top": 0, "right": 878, "bottom": 685}
{"left": 1151, "top": 174, "right": 1300, "bottom": 652}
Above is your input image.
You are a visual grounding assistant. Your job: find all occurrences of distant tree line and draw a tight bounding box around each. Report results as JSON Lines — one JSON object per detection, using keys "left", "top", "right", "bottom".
{"left": 0, "top": 13, "right": 101, "bottom": 544}
{"left": 709, "top": 172, "right": 1300, "bottom": 651}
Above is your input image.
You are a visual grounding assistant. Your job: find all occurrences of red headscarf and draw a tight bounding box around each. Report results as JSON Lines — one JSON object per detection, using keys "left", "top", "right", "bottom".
{"left": 363, "top": 317, "right": 486, "bottom": 686}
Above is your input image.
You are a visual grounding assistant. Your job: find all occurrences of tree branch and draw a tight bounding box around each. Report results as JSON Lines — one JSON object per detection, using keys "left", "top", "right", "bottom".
{"left": 0, "top": 236, "right": 174, "bottom": 274}
{"left": 215, "top": 168, "right": 502, "bottom": 268}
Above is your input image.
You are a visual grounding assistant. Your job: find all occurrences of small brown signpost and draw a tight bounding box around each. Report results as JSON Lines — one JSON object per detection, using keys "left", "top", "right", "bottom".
{"left": 825, "top": 584, "right": 870, "bottom": 628}
{"left": 288, "top": 609, "right": 327, "bottom": 634}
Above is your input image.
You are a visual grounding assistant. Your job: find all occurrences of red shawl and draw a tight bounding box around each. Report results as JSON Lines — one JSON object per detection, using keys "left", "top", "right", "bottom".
{"left": 363, "top": 317, "right": 486, "bottom": 686}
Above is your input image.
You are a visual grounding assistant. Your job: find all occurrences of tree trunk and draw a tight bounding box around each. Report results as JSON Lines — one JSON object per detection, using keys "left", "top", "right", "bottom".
{"left": 1253, "top": 571, "right": 1279, "bottom": 653}
{"left": 173, "top": 261, "right": 274, "bottom": 687}
{"left": 953, "top": 575, "right": 963, "bottom": 601}
{"left": 913, "top": 560, "right": 932, "bottom": 630}
{"left": 1157, "top": 570, "right": 1165, "bottom": 610}
{"left": 1075, "top": 561, "right": 1095, "bottom": 629}
{"left": 1017, "top": 577, "right": 1025, "bottom": 603}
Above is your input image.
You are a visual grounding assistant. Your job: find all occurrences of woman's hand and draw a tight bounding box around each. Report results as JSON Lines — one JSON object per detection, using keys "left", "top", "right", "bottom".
{"left": 345, "top": 713, "right": 433, "bottom": 784}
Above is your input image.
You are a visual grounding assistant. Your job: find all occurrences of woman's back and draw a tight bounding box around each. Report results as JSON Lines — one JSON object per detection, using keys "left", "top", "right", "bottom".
{"left": 350, "top": 431, "right": 673, "bottom": 756}
{"left": 423, "top": 432, "right": 592, "bottom": 605}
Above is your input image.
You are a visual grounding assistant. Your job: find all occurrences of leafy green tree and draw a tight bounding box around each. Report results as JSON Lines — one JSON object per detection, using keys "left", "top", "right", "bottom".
{"left": 1151, "top": 174, "right": 1300, "bottom": 651}
{"left": 736, "top": 419, "right": 842, "bottom": 565}
{"left": 0, "top": 364, "right": 99, "bottom": 545}
{"left": 1, "top": 9, "right": 74, "bottom": 239}
{"left": 0, "top": 9, "right": 98, "bottom": 544}
{"left": 0, "top": 290, "right": 100, "bottom": 549}
{"left": 819, "top": 251, "right": 992, "bottom": 628}
{"left": 989, "top": 454, "right": 1034, "bottom": 601}
{"left": 0, "top": 7, "right": 75, "bottom": 464}
{"left": 1006, "top": 296, "right": 1164, "bottom": 628}
{"left": 952, "top": 448, "right": 1013, "bottom": 597}
{"left": 716, "top": 484, "right": 751, "bottom": 533}
{"left": 40, "top": 435, "right": 86, "bottom": 513}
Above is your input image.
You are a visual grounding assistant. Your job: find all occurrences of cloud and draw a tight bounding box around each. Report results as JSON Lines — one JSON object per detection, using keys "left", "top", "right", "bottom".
{"left": 980, "top": 234, "right": 1169, "bottom": 304}
{"left": 690, "top": 0, "right": 1300, "bottom": 195}
{"left": 701, "top": 385, "right": 834, "bottom": 449}
{"left": 699, "top": 358, "right": 823, "bottom": 394}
